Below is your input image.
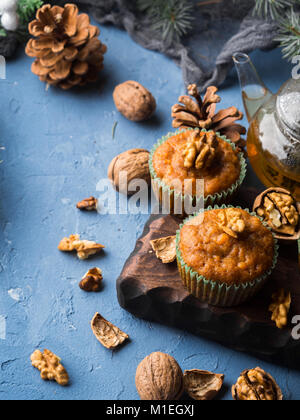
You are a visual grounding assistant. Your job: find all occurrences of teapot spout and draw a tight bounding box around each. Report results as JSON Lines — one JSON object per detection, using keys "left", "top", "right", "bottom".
{"left": 233, "top": 53, "right": 273, "bottom": 122}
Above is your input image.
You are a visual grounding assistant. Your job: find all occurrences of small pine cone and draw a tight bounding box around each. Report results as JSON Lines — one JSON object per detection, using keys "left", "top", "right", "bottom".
{"left": 25, "top": 3, "right": 107, "bottom": 90}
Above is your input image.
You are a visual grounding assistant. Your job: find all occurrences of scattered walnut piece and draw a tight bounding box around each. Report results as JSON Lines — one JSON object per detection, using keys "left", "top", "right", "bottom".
{"left": 136, "top": 352, "right": 183, "bottom": 400}
{"left": 232, "top": 367, "right": 283, "bottom": 400}
{"left": 79, "top": 267, "right": 103, "bottom": 292}
{"left": 31, "top": 349, "right": 69, "bottom": 386}
{"left": 58, "top": 234, "right": 105, "bottom": 260}
{"left": 256, "top": 190, "right": 299, "bottom": 236}
{"left": 150, "top": 236, "right": 176, "bottom": 264}
{"left": 183, "top": 130, "right": 218, "bottom": 170}
{"left": 184, "top": 370, "right": 224, "bottom": 400}
{"left": 91, "top": 313, "right": 129, "bottom": 350}
{"left": 218, "top": 208, "right": 246, "bottom": 239}
{"left": 269, "top": 289, "right": 291, "bottom": 329}
{"left": 76, "top": 196, "right": 98, "bottom": 211}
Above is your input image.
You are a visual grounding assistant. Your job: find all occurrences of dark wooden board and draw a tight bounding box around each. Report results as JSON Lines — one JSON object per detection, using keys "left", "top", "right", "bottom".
{"left": 117, "top": 188, "right": 300, "bottom": 359}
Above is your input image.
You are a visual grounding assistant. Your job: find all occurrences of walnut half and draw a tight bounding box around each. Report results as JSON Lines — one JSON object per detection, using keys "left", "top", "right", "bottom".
{"left": 183, "top": 130, "right": 218, "bottom": 170}
{"left": 269, "top": 289, "right": 291, "bottom": 329}
{"left": 58, "top": 234, "right": 105, "bottom": 260}
{"left": 254, "top": 188, "right": 299, "bottom": 238}
{"left": 232, "top": 367, "right": 283, "bottom": 400}
{"left": 31, "top": 349, "right": 69, "bottom": 386}
{"left": 184, "top": 370, "right": 224, "bottom": 400}
{"left": 217, "top": 208, "right": 246, "bottom": 239}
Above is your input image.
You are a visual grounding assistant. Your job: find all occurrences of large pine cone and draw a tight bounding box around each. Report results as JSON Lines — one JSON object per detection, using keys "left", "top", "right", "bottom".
{"left": 25, "top": 3, "right": 107, "bottom": 90}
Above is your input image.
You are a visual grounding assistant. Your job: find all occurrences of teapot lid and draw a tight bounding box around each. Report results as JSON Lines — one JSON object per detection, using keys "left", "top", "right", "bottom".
{"left": 276, "top": 81, "right": 300, "bottom": 140}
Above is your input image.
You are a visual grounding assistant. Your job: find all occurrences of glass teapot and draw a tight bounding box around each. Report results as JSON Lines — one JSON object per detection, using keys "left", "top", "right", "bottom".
{"left": 233, "top": 53, "right": 300, "bottom": 200}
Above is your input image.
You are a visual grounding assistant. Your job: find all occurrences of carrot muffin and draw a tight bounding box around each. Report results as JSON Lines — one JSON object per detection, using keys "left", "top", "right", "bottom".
{"left": 150, "top": 128, "right": 246, "bottom": 214}
{"left": 177, "top": 207, "right": 278, "bottom": 307}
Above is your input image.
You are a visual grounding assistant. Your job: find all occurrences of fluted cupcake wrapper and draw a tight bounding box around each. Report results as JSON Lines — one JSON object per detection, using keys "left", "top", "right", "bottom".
{"left": 176, "top": 205, "right": 279, "bottom": 307}
{"left": 149, "top": 128, "right": 247, "bottom": 216}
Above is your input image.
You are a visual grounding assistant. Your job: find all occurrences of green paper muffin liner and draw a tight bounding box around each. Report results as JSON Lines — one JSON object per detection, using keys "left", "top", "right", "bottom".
{"left": 176, "top": 205, "right": 279, "bottom": 307}
{"left": 149, "top": 128, "right": 247, "bottom": 215}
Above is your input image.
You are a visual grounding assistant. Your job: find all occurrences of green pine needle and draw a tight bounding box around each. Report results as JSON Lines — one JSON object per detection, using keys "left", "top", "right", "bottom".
{"left": 254, "top": 0, "right": 295, "bottom": 20}
{"left": 18, "top": 0, "right": 43, "bottom": 24}
{"left": 137, "top": 0, "right": 194, "bottom": 44}
{"left": 275, "top": 8, "right": 300, "bottom": 60}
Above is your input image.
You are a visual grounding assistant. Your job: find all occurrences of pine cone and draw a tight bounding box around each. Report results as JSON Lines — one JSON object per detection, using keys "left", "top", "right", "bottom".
{"left": 172, "top": 84, "right": 246, "bottom": 153}
{"left": 25, "top": 3, "right": 107, "bottom": 90}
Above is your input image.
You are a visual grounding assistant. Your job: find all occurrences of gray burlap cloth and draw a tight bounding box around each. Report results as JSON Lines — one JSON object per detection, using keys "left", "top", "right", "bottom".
{"left": 0, "top": 0, "right": 278, "bottom": 90}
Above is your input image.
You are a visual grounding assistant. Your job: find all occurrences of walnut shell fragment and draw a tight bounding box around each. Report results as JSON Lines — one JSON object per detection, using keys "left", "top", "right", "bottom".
{"left": 150, "top": 236, "right": 176, "bottom": 264}
{"left": 31, "top": 349, "right": 69, "bottom": 386}
{"left": 253, "top": 188, "right": 300, "bottom": 241}
{"left": 232, "top": 367, "right": 283, "bottom": 400}
{"left": 77, "top": 196, "right": 98, "bottom": 211}
{"left": 269, "top": 289, "right": 291, "bottom": 329}
{"left": 91, "top": 313, "right": 129, "bottom": 350}
{"left": 58, "top": 234, "right": 105, "bottom": 260}
{"left": 183, "top": 370, "right": 224, "bottom": 400}
{"left": 113, "top": 81, "right": 156, "bottom": 122}
{"left": 108, "top": 149, "right": 150, "bottom": 196}
{"left": 80, "top": 268, "right": 103, "bottom": 292}
{"left": 135, "top": 352, "right": 184, "bottom": 400}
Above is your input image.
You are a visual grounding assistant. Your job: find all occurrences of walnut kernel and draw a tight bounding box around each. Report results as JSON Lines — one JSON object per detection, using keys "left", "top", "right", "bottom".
{"left": 91, "top": 313, "right": 129, "bottom": 350}
{"left": 232, "top": 367, "right": 283, "bottom": 400}
{"left": 77, "top": 196, "right": 98, "bottom": 211}
{"left": 80, "top": 267, "right": 103, "bottom": 292}
{"left": 58, "top": 234, "right": 105, "bottom": 260}
{"left": 183, "top": 130, "right": 218, "bottom": 170}
{"left": 113, "top": 81, "right": 156, "bottom": 122}
{"left": 218, "top": 208, "right": 246, "bottom": 239}
{"left": 150, "top": 236, "right": 176, "bottom": 264}
{"left": 31, "top": 349, "right": 69, "bottom": 386}
{"left": 269, "top": 289, "right": 291, "bottom": 329}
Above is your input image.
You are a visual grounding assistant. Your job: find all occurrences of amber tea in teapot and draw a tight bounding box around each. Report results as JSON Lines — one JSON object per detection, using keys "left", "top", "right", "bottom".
{"left": 234, "top": 53, "right": 300, "bottom": 200}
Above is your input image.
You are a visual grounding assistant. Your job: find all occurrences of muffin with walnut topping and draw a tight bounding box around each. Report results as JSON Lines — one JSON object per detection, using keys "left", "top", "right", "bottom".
{"left": 176, "top": 206, "right": 279, "bottom": 307}
{"left": 149, "top": 128, "right": 246, "bottom": 215}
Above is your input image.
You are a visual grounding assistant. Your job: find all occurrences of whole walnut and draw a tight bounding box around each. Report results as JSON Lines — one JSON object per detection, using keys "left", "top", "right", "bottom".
{"left": 108, "top": 149, "right": 150, "bottom": 196}
{"left": 232, "top": 367, "right": 283, "bottom": 401}
{"left": 113, "top": 81, "right": 156, "bottom": 122}
{"left": 135, "top": 352, "right": 183, "bottom": 400}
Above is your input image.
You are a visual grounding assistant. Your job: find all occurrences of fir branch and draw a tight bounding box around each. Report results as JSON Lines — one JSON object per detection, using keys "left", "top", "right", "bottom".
{"left": 137, "top": 0, "right": 194, "bottom": 44}
{"left": 275, "top": 7, "right": 300, "bottom": 60}
{"left": 18, "top": 0, "right": 43, "bottom": 24}
{"left": 254, "top": 0, "right": 295, "bottom": 20}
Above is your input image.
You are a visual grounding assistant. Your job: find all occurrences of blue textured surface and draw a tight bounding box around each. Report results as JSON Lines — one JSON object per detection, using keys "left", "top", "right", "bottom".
{"left": 0, "top": 21, "right": 299, "bottom": 400}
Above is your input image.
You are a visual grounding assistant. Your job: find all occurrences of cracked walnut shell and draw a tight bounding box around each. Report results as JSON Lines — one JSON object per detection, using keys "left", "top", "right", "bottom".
{"left": 136, "top": 352, "right": 183, "bottom": 400}
{"left": 232, "top": 367, "right": 283, "bottom": 400}
{"left": 58, "top": 234, "right": 104, "bottom": 259}
{"left": 113, "top": 81, "right": 156, "bottom": 122}
{"left": 183, "top": 370, "right": 224, "bottom": 400}
{"left": 269, "top": 289, "right": 291, "bottom": 329}
{"left": 108, "top": 149, "right": 150, "bottom": 196}
{"left": 80, "top": 267, "right": 103, "bottom": 292}
{"left": 254, "top": 188, "right": 300, "bottom": 240}
{"left": 150, "top": 236, "right": 176, "bottom": 264}
{"left": 91, "top": 312, "right": 129, "bottom": 349}
{"left": 31, "top": 349, "right": 69, "bottom": 386}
